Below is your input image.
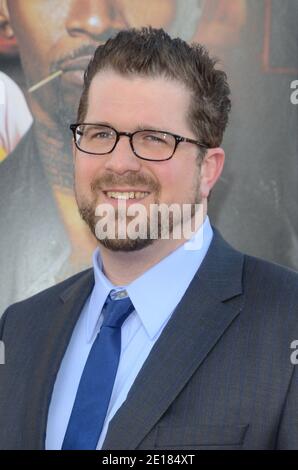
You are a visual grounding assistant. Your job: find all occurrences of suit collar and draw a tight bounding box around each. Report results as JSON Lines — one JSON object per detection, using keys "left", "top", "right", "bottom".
{"left": 59, "top": 269, "right": 94, "bottom": 304}
{"left": 58, "top": 227, "right": 241, "bottom": 306}
{"left": 198, "top": 226, "right": 243, "bottom": 301}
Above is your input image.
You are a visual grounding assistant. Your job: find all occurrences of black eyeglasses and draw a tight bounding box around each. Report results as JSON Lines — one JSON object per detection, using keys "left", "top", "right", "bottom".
{"left": 70, "top": 123, "right": 208, "bottom": 162}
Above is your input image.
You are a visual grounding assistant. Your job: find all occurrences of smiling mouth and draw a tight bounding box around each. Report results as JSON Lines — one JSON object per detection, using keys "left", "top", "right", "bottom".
{"left": 103, "top": 191, "right": 151, "bottom": 200}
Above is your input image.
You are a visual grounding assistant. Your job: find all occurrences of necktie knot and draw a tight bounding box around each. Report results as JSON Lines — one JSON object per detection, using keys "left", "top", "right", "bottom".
{"left": 102, "top": 295, "right": 134, "bottom": 329}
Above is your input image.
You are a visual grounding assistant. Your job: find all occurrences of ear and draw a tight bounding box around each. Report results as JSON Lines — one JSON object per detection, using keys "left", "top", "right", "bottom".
{"left": 0, "top": 0, "right": 14, "bottom": 39}
{"left": 200, "top": 147, "right": 225, "bottom": 199}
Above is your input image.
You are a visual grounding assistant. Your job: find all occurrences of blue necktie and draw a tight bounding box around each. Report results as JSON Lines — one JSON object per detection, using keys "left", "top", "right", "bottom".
{"left": 62, "top": 294, "right": 134, "bottom": 450}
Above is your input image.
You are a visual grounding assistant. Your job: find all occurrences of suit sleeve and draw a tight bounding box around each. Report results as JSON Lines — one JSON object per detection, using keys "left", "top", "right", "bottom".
{"left": 276, "top": 364, "right": 298, "bottom": 449}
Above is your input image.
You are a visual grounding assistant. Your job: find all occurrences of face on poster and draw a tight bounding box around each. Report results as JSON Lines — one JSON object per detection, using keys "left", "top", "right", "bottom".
{"left": 0, "top": 0, "right": 246, "bottom": 127}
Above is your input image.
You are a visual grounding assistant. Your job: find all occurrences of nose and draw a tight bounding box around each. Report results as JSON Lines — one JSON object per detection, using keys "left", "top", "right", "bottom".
{"left": 66, "top": 0, "right": 127, "bottom": 41}
{"left": 104, "top": 135, "right": 142, "bottom": 175}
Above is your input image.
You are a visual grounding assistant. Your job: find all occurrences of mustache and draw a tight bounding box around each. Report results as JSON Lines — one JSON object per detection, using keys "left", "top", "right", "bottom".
{"left": 50, "top": 28, "right": 122, "bottom": 73}
{"left": 90, "top": 173, "right": 161, "bottom": 193}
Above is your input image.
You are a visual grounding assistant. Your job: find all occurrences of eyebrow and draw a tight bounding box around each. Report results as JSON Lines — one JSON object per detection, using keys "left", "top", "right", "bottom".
{"left": 134, "top": 124, "right": 168, "bottom": 132}
{"left": 84, "top": 121, "right": 172, "bottom": 133}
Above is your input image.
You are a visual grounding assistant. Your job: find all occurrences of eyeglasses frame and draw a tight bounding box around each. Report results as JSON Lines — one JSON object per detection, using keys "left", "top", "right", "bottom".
{"left": 70, "top": 123, "right": 209, "bottom": 162}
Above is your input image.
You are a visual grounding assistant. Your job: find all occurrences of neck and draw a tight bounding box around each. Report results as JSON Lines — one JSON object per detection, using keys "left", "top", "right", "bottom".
{"left": 98, "top": 237, "right": 187, "bottom": 286}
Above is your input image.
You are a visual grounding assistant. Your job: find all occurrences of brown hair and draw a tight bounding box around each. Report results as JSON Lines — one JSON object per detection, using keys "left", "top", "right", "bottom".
{"left": 77, "top": 27, "right": 231, "bottom": 148}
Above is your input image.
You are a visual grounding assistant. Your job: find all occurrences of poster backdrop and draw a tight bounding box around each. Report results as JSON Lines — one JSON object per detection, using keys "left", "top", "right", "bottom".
{"left": 0, "top": 0, "right": 297, "bottom": 313}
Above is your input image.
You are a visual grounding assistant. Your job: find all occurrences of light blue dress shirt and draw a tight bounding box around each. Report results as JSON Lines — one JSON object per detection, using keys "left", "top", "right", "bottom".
{"left": 46, "top": 217, "right": 213, "bottom": 449}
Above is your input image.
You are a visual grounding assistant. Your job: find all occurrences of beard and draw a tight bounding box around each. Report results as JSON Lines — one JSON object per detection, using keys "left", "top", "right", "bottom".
{"left": 75, "top": 170, "right": 202, "bottom": 252}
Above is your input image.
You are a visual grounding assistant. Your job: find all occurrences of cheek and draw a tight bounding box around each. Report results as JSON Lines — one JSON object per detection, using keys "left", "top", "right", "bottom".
{"left": 11, "top": 27, "right": 50, "bottom": 83}
{"left": 147, "top": 166, "right": 172, "bottom": 197}
{"left": 10, "top": 3, "right": 66, "bottom": 69}
{"left": 75, "top": 158, "right": 94, "bottom": 185}
{"left": 75, "top": 158, "right": 100, "bottom": 186}
{"left": 155, "top": 160, "right": 196, "bottom": 194}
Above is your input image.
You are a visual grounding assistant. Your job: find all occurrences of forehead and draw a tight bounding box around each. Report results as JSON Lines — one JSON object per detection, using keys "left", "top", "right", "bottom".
{"left": 85, "top": 70, "right": 192, "bottom": 133}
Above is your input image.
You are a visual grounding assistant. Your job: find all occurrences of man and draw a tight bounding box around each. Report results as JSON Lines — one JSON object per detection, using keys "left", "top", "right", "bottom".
{"left": 1, "top": 27, "right": 298, "bottom": 450}
{"left": 0, "top": 0, "right": 204, "bottom": 314}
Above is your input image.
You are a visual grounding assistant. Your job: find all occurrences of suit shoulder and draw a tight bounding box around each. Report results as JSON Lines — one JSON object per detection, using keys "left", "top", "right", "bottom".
{"left": 244, "top": 253, "right": 298, "bottom": 279}
{"left": 4, "top": 268, "right": 93, "bottom": 315}
{"left": 243, "top": 253, "right": 298, "bottom": 295}
{"left": 1, "top": 268, "right": 94, "bottom": 343}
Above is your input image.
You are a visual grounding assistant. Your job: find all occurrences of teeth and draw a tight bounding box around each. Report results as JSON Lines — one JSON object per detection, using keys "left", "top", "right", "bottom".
{"left": 106, "top": 191, "right": 149, "bottom": 200}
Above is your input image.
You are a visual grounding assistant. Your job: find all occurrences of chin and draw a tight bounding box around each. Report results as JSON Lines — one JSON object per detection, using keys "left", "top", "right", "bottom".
{"left": 98, "top": 236, "right": 155, "bottom": 252}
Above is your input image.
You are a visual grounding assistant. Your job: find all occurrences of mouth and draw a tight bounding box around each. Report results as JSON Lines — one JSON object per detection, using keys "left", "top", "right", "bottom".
{"left": 61, "top": 55, "right": 93, "bottom": 72}
{"left": 60, "top": 55, "right": 93, "bottom": 86}
{"left": 102, "top": 190, "right": 151, "bottom": 201}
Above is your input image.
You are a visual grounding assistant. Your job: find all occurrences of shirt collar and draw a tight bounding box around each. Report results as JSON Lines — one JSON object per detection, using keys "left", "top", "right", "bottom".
{"left": 86, "top": 216, "right": 213, "bottom": 342}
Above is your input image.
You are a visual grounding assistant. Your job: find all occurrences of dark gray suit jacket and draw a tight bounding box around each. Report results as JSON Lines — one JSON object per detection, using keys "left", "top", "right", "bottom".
{"left": 1, "top": 230, "right": 298, "bottom": 450}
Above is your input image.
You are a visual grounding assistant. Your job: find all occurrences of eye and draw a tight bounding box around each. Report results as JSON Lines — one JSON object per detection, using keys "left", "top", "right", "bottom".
{"left": 92, "top": 131, "right": 112, "bottom": 139}
{"left": 83, "top": 126, "right": 115, "bottom": 140}
{"left": 146, "top": 135, "right": 164, "bottom": 143}
{"left": 141, "top": 132, "right": 169, "bottom": 145}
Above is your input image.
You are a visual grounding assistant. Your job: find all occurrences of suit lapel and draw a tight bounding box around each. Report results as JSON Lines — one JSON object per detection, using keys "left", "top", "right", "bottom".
{"left": 102, "top": 231, "right": 245, "bottom": 449}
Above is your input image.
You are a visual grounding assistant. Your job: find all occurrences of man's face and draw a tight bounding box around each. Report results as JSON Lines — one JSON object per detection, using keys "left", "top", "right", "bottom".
{"left": 4, "top": 0, "right": 176, "bottom": 126}
{"left": 74, "top": 70, "right": 204, "bottom": 251}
